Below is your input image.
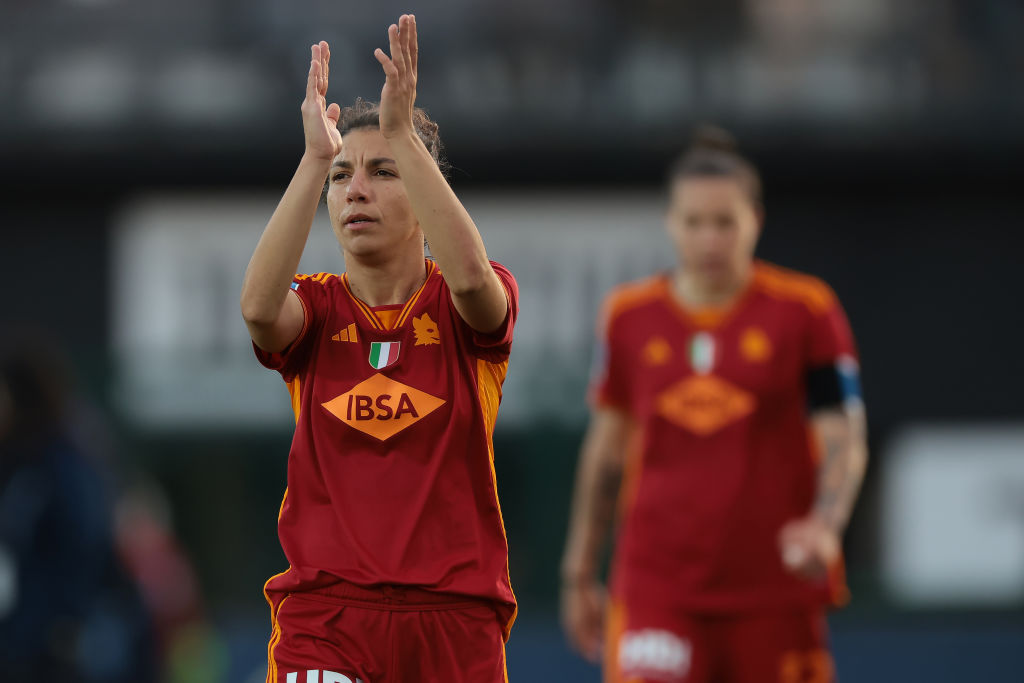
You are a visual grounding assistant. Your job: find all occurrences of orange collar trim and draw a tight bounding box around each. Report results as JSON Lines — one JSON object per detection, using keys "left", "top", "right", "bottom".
{"left": 341, "top": 260, "right": 437, "bottom": 332}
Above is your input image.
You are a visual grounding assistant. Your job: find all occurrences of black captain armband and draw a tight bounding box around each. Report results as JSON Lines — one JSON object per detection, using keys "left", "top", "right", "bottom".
{"left": 806, "top": 355, "right": 863, "bottom": 412}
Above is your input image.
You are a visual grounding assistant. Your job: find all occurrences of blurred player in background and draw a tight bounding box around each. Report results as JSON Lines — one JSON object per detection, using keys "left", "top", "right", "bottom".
{"left": 240, "top": 15, "right": 518, "bottom": 683}
{"left": 561, "top": 129, "right": 868, "bottom": 683}
{"left": 0, "top": 333, "right": 156, "bottom": 682}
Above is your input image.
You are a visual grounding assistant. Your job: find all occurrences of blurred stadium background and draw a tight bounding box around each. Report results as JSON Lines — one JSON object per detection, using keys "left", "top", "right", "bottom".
{"left": 2, "top": 0, "right": 1023, "bottom": 681}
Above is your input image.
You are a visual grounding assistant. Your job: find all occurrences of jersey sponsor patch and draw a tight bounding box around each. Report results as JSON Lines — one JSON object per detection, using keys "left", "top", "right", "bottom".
{"left": 368, "top": 341, "right": 400, "bottom": 370}
{"left": 286, "top": 671, "right": 365, "bottom": 683}
{"left": 321, "top": 373, "right": 445, "bottom": 441}
{"left": 656, "top": 375, "right": 756, "bottom": 436}
{"left": 618, "top": 629, "right": 692, "bottom": 681}
{"left": 290, "top": 282, "right": 300, "bottom": 290}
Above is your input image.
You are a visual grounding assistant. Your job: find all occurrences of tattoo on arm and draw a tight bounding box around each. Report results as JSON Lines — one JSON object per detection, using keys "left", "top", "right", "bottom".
{"left": 592, "top": 459, "right": 624, "bottom": 532}
{"left": 562, "top": 416, "right": 628, "bottom": 582}
{"left": 812, "top": 410, "right": 868, "bottom": 533}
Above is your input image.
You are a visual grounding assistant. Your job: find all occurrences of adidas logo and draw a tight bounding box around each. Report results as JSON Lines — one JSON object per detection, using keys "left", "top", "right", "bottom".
{"left": 331, "top": 323, "right": 358, "bottom": 343}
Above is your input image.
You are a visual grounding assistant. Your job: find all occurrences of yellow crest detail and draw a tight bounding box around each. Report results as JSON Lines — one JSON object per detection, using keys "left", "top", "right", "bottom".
{"left": 642, "top": 336, "right": 673, "bottom": 366}
{"left": 413, "top": 313, "right": 441, "bottom": 346}
{"left": 740, "top": 327, "right": 772, "bottom": 363}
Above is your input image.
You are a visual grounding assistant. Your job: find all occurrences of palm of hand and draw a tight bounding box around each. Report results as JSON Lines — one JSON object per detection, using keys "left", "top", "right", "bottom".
{"left": 302, "top": 41, "right": 342, "bottom": 160}
{"left": 374, "top": 14, "right": 419, "bottom": 139}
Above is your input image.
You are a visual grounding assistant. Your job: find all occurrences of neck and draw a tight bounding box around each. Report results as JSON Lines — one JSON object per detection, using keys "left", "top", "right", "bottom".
{"left": 345, "top": 246, "right": 428, "bottom": 307}
{"left": 673, "top": 263, "right": 752, "bottom": 308}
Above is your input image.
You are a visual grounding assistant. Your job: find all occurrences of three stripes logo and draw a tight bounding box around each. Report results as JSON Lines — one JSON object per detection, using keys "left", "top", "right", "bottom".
{"left": 331, "top": 323, "right": 359, "bottom": 343}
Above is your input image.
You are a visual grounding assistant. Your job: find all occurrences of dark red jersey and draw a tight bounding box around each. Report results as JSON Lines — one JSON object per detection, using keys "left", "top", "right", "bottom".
{"left": 255, "top": 260, "right": 518, "bottom": 638}
{"left": 594, "top": 261, "right": 858, "bottom": 612}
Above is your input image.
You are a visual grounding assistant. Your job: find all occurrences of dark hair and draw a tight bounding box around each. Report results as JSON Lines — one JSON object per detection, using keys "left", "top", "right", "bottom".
{"left": 337, "top": 98, "right": 450, "bottom": 178}
{"left": 0, "top": 331, "right": 71, "bottom": 444}
{"left": 669, "top": 125, "right": 762, "bottom": 205}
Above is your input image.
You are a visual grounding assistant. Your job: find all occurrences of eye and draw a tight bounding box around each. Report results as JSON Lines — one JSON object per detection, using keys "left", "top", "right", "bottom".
{"left": 374, "top": 169, "right": 396, "bottom": 177}
{"left": 331, "top": 172, "right": 351, "bottom": 182}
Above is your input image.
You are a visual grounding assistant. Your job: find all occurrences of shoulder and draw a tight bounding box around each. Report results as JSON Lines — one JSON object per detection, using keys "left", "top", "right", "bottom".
{"left": 291, "top": 272, "right": 343, "bottom": 305}
{"left": 751, "top": 261, "right": 837, "bottom": 315}
{"left": 293, "top": 272, "right": 342, "bottom": 288}
{"left": 600, "top": 274, "right": 667, "bottom": 329}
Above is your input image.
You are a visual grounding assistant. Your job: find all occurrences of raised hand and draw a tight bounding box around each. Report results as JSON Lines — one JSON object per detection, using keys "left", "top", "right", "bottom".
{"left": 302, "top": 41, "right": 343, "bottom": 161}
{"left": 374, "top": 14, "right": 418, "bottom": 139}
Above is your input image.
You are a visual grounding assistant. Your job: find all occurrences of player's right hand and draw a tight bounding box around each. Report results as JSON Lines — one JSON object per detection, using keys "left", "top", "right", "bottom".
{"left": 560, "top": 578, "right": 606, "bottom": 664}
{"left": 302, "top": 41, "right": 343, "bottom": 161}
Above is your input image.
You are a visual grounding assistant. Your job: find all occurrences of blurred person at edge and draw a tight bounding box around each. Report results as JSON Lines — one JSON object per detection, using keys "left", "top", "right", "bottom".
{"left": 240, "top": 14, "right": 518, "bottom": 683}
{"left": 0, "top": 333, "right": 156, "bottom": 682}
{"left": 115, "top": 480, "right": 228, "bottom": 682}
{"left": 561, "top": 130, "right": 868, "bottom": 683}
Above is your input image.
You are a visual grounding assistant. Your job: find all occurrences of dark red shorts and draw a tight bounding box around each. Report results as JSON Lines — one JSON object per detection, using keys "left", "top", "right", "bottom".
{"left": 265, "top": 582, "right": 508, "bottom": 683}
{"left": 605, "top": 599, "right": 833, "bottom": 683}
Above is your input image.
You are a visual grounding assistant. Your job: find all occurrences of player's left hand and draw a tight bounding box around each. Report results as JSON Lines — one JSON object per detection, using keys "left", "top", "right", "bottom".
{"left": 778, "top": 516, "right": 841, "bottom": 581}
{"left": 374, "top": 14, "right": 418, "bottom": 140}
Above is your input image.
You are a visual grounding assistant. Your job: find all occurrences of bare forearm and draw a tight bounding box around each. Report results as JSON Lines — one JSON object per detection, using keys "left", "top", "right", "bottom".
{"left": 387, "top": 131, "right": 493, "bottom": 292}
{"left": 240, "top": 153, "right": 331, "bottom": 323}
{"left": 811, "top": 410, "right": 868, "bottom": 534}
{"left": 562, "top": 434, "right": 625, "bottom": 581}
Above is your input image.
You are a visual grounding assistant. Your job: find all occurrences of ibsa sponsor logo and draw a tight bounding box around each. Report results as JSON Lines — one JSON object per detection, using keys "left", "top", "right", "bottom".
{"left": 618, "top": 629, "right": 692, "bottom": 681}
{"left": 286, "top": 671, "right": 364, "bottom": 683}
{"left": 656, "top": 375, "right": 755, "bottom": 436}
{"left": 321, "top": 373, "right": 446, "bottom": 441}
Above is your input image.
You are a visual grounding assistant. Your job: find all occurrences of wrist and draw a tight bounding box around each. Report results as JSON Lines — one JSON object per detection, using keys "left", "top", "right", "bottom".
{"left": 301, "top": 149, "right": 336, "bottom": 168}
{"left": 561, "top": 575, "right": 596, "bottom": 589}
{"left": 560, "top": 563, "right": 596, "bottom": 586}
{"left": 384, "top": 128, "right": 423, "bottom": 151}
{"left": 810, "top": 508, "right": 844, "bottom": 537}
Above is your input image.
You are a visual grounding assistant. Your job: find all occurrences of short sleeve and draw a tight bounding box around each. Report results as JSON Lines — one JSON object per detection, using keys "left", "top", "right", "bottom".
{"left": 589, "top": 295, "right": 632, "bottom": 412}
{"left": 805, "top": 290, "right": 862, "bottom": 411}
{"left": 451, "top": 261, "right": 519, "bottom": 356}
{"left": 252, "top": 273, "right": 333, "bottom": 380}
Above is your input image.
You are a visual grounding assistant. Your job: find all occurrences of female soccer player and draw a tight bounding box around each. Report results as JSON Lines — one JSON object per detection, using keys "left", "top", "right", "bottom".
{"left": 240, "top": 15, "right": 517, "bottom": 683}
{"left": 561, "top": 130, "right": 868, "bottom": 683}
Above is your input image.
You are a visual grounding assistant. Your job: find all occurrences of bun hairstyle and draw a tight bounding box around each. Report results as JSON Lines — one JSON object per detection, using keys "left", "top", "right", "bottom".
{"left": 669, "top": 125, "right": 762, "bottom": 205}
{"left": 336, "top": 97, "right": 450, "bottom": 178}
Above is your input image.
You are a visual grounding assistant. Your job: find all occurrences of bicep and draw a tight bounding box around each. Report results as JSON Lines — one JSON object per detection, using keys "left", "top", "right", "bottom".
{"left": 450, "top": 269, "right": 510, "bottom": 334}
{"left": 247, "top": 289, "right": 306, "bottom": 353}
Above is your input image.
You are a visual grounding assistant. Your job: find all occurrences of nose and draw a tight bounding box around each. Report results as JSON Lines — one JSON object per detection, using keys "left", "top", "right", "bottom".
{"left": 346, "top": 169, "right": 371, "bottom": 203}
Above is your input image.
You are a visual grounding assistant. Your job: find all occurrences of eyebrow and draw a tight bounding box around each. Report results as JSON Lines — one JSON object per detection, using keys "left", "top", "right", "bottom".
{"left": 331, "top": 157, "right": 398, "bottom": 169}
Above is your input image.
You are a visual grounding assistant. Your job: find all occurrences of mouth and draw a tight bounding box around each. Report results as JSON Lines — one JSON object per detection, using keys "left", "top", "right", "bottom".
{"left": 344, "top": 214, "right": 376, "bottom": 229}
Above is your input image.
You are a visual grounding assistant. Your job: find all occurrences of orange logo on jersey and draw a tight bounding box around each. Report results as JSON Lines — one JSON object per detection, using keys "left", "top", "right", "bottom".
{"left": 740, "top": 327, "right": 772, "bottom": 362}
{"left": 321, "top": 373, "right": 445, "bottom": 441}
{"left": 331, "top": 322, "right": 359, "bottom": 343}
{"left": 642, "top": 336, "right": 673, "bottom": 366}
{"left": 656, "top": 375, "right": 755, "bottom": 436}
{"left": 413, "top": 313, "right": 440, "bottom": 346}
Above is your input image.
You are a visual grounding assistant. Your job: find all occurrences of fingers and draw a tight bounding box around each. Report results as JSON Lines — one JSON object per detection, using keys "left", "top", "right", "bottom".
{"left": 407, "top": 14, "right": 418, "bottom": 75}
{"left": 374, "top": 48, "right": 399, "bottom": 81}
{"left": 387, "top": 23, "right": 404, "bottom": 77}
{"left": 320, "top": 40, "right": 330, "bottom": 95}
{"left": 305, "top": 57, "right": 319, "bottom": 102}
{"left": 398, "top": 15, "right": 414, "bottom": 77}
{"left": 325, "top": 102, "right": 341, "bottom": 126}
